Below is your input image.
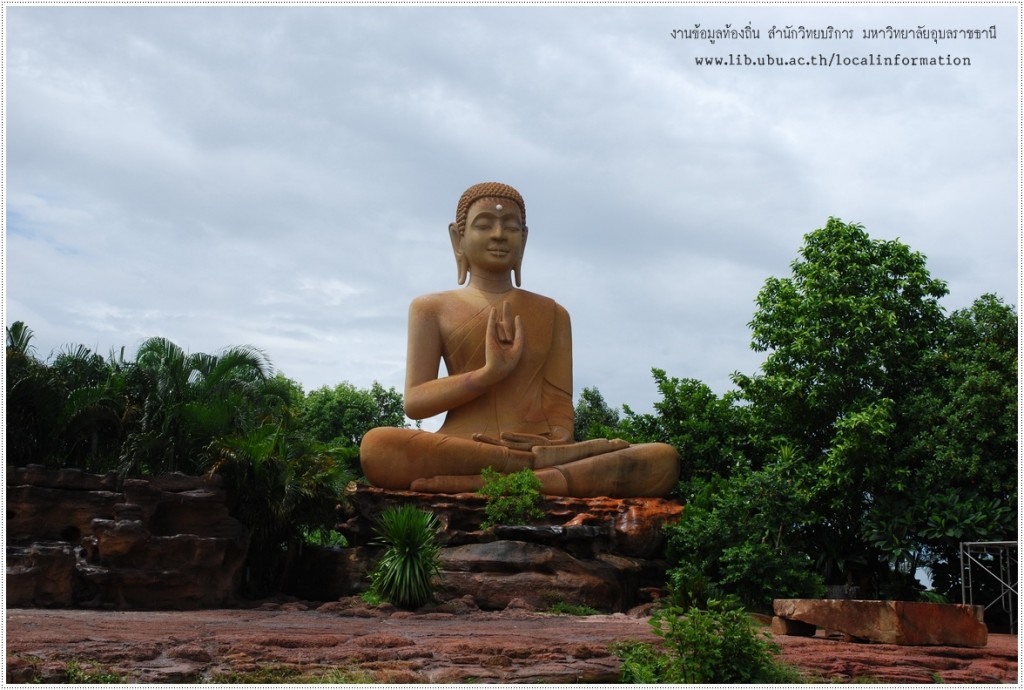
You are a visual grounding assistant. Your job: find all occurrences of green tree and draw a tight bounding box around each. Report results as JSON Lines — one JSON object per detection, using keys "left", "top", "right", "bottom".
{"left": 731, "top": 218, "right": 949, "bottom": 592}
{"left": 663, "top": 444, "right": 826, "bottom": 612}
{"left": 208, "top": 421, "right": 353, "bottom": 596}
{"left": 50, "top": 345, "right": 129, "bottom": 472}
{"left": 299, "top": 381, "right": 405, "bottom": 473}
{"left": 6, "top": 320, "right": 37, "bottom": 357}
{"left": 6, "top": 322, "right": 64, "bottom": 465}
{"left": 120, "top": 337, "right": 275, "bottom": 475}
{"left": 618, "top": 369, "right": 743, "bottom": 490}
{"left": 573, "top": 386, "right": 620, "bottom": 440}
{"left": 868, "top": 293, "right": 1018, "bottom": 603}
{"left": 478, "top": 467, "right": 545, "bottom": 530}
{"left": 912, "top": 294, "right": 1017, "bottom": 496}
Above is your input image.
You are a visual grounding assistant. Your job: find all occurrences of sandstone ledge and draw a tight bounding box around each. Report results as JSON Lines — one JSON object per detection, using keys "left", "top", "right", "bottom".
{"left": 773, "top": 598, "right": 988, "bottom": 647}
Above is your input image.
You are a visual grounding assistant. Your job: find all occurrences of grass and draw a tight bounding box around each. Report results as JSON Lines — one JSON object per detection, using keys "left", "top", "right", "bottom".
{"left": 209, "top": 663, "right": 375, "bottom": 684}
{"left": 545, "top": 601, "right": 600, "bottom": 616}
{"left": 63, "top": 659, "right": 125, "bottom": 684}
{"left": 208, "top": 664, "right": 304, "bottom": 684}
{"left": 359, "top": 589, "right": 384, "bottom": 606}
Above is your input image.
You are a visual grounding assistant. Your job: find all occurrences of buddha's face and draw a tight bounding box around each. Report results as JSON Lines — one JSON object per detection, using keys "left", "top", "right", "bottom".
{"left": 460, "top": 197, "right": 526, "bottom": 276}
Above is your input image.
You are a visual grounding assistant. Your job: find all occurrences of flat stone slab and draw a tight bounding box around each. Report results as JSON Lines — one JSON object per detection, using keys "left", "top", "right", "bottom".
{"left": 773, "top": 598, "right": 987, "bottom": 647}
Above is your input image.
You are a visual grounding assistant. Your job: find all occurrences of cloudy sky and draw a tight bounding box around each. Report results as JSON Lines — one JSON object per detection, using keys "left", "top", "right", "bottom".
{"left": 5, "top": 3, "right": 1018, "bottom": 429}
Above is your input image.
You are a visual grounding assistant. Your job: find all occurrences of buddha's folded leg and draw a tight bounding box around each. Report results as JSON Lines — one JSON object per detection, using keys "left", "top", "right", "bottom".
{"left": 360, "top": 427, "right": 533, "bottom": 491}
{"left": 532, "top": 438, "right": 630, "bottom": 469}
{"left": 537, "top": 442, "right": 680, "bottom": 498}
{"left": 409, "top": 474, "right": 486, "bottom": 493}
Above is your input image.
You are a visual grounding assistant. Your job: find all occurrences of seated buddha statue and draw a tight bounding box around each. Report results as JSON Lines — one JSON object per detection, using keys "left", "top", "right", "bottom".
{"left": 359, "top": 182, "right": 679, "bottom": 498}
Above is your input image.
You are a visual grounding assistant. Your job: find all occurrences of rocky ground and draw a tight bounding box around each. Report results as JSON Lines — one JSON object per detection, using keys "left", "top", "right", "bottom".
{"left": 6, "top": 599, "right": 1018, "bottom": 684}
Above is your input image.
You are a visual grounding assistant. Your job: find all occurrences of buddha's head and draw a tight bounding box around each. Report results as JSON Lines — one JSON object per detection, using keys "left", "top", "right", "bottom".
{"left": 450, "top": 182, "right": 528, "bottom": 286}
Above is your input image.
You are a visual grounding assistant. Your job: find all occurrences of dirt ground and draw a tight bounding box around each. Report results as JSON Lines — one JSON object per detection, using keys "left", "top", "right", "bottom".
{"left": 5, "top": 602, "right": 1019, "bottom": 684}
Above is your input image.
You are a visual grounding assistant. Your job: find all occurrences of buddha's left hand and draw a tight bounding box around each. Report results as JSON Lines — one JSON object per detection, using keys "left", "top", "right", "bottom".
{"left": 472, "top": 429, "right": 572, "bottom": 452}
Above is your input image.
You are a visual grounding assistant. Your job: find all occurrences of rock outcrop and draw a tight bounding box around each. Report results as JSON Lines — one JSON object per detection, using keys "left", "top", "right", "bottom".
{"left": 773, "top": 598, "right": 988, "bottom": 647}
{"left": 7, "top": 466, "right": 248, "bottom": 609}
{"left": 335, "top": 485, "right": 683, "bottom": 611}
{"left": 7, "top": 469, "right": 681, "bottom": 612}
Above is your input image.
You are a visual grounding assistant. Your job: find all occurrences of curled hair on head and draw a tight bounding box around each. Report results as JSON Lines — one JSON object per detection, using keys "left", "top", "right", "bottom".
{"left": 455, "top": 182, "right": 526, "bottom": 235}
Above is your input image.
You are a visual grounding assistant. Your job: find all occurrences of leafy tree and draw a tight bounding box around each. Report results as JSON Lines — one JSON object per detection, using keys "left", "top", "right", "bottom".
{"left": 618, "top": 369, "right": 744, "bottom": 490}
{"left": 911, "top": 294, "right": 1017, "bottom": 497}
{"left": 731, "top": 218, "right": 949, "bottom": 591}
{"left": 299, "top": 381, "right": 405, "bottom": 473}
{"left": 6, "top": 322, "right": 64, "bottom": 465}
{"left": 573, "top": 386, "right": 620, "bottom": 440}
{"left": 51, "top": 345, "right": 130, "bottom": 472}
{"left": 208, "top": 422, "right": 353, "bottom": 596}
{"left": 663, "top": 444, "right": 826, "bottom": 612}
{"left": 6, "top": 320, "right": 37, "bottom": 357}
{"left": 120, "top": 337, "right": 274, "bottom": 475}
{"left": 4, "top": 324, "right": 392, "bottom": 600}
{"left": 868, "top": 293, "right": 1018, "bottom": 604}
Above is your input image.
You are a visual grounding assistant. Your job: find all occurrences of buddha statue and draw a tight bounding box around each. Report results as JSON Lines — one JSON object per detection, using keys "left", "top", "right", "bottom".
{"left": 359, "top": 182, "right": 680, "bottom": 498}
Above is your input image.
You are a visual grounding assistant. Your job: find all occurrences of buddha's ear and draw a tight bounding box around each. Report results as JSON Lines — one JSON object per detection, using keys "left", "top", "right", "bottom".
{"left": 448, "top": 222, "right": 468, "bottom": 285}
{"left": 514, "top": 225, "right": 528, "bottom": 287}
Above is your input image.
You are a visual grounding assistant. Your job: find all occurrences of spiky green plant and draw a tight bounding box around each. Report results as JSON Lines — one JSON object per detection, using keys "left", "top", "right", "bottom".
{"left": 369, "top": 505, "right": 442, "bottom": 609}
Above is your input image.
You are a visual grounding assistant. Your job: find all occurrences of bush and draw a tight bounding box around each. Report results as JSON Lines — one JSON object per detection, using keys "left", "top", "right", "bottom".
{"left": 478, "top": 467, "right": 545, "bottom": 529}
{"left": 369, "top": 505, "right": 442, "bottom": 609}
{"left": 615, "top": 600, "right": 804, "bottom": 684}
{"left": 664, "top": 466, "right": 825, "bottom": 612}
{"left": 546, "top": 601, "right": 600, "bottom": 616}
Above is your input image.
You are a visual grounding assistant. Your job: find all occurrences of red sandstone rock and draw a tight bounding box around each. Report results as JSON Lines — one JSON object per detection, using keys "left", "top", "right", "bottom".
{"left": 6, "top": 543, "right": 77, "bottom": 607}
{"left": 771, "top": 615, "right": 816, "bottom": 636}
{"left": 774, "top": 598, "right": 989, "bottom": 647}
{"left": 439, "top": 540, "right": 624, "bottom": 610}
{"left": 335, "top": 485, "right": 680, "bottom": 610}
{"left": 6, "top": 466, "right": 248, "bottom": 609}
{"left": 5, "top": 607, "right": 1017, "bottom": 684}
{"left": 341, "top": 485, "right": 682, "bottom": 558}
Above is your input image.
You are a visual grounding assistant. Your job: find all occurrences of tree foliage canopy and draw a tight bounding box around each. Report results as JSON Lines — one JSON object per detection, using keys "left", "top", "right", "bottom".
{"left": 637, "top": 218, "right": 1015, "bottom": 614}
{"left": 573, "top": 386, "right": 621, "bottom": 441}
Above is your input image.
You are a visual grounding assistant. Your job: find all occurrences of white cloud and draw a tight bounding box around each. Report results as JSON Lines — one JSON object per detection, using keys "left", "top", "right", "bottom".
{"left": 5, "top": 3, "right": 1017, "bottom": 417}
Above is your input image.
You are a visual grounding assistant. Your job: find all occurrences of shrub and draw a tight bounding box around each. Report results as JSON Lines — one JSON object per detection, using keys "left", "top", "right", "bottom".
{"left": 304, "top": 527, "right": 348, "bottom": 548}
{"left": 615, "top": 600, "right": 804, "bottom": 683}
{"left": 369, "top": 505, "right": 442, "bottom": 609}
{"left": 546, "top": 601, "right": 600, "bottom": 616}
{"left": 63, "top": 659, "right": 124, "bottom": 684}
{"left": 478, "top": 467, "right": 544, "bottom": 529}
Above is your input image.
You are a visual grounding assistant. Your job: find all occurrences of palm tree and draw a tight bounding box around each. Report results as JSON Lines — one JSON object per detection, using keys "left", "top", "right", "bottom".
{"left": 6, "top": 322, "right": 62, "bottom": 465}
{"left": 6, "top": 320, "right": 36, "bottom": 357}
{"left": 208, "top": 422, "right": 354, "bottom": 596}
{"left": 48, "top": 344, "right": 125, "bottom": 473}
{"left": 119, "top": 337, "right": 274, "bottom": 476}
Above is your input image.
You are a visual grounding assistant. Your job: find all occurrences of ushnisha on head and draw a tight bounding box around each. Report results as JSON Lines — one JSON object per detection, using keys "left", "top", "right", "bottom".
{"left": 449, "top": 182, "right": 528, "bottom": 286}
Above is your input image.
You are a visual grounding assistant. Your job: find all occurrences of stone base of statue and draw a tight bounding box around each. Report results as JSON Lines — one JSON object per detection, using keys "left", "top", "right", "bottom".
{"left": 322, "top": 485, "right": 683, "bottom": 612}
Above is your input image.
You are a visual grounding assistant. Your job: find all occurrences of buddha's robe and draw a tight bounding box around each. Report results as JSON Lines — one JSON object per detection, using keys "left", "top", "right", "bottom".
{"left": 436, "top": 289, "right": 573, "bottom": 442}
{"left": 359, "top": 288, "right": 680, "bottom": 497}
